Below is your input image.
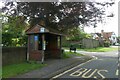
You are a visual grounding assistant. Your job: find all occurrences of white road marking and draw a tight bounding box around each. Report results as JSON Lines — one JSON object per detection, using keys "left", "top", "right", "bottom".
{"left": 97, "top": 70, "right": 108, "bottom": 78}
{"left": 82, "top": 69, "right": 98, "bottom": 78}
{"left": 116, "top": 69, "right": 119, "bottom": 76}
{"left": 70, "top": 68, "right": 87, "bottom": 77}
{"left": 94, "top": 76, "right": 97, "bottom": 78}
{"left": 69, "top": 68, "right": 108, "bottom": 79}
{"left": 92, "top": 56, "right": 98, "bottom": 59}
{"left": 51, "top": 57, "right": 97, "bottom": 79}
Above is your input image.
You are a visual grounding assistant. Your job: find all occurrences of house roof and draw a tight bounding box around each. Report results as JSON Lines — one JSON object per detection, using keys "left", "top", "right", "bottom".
{"left": 92, "top": 32, "right": 115, "bottom": 39}
{"left": 25, "top": 24, "right": 63, "bottom": 36}
{"left": 102, "top": 32, "right": 113, "bottom": 38}
{"left": 91, "top": 33, "right": 100, "bottom": 37}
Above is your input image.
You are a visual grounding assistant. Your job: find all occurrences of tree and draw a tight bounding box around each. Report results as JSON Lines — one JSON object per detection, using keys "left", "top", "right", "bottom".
{"left": 2, "top": 15, "right": 28, "bottom": 46}
{"left": 2, "top": 1, "right": 115, "bottom": 35}
{"left": 66, "top": 27, "right": 91, "bottom": 41}
{"left": 1, "top": 1, "right": 115, "bottom": 46}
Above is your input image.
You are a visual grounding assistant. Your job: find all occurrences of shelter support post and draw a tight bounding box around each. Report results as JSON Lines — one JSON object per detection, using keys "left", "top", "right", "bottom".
{"left": 59, "top": 36, "right": 62, "bottom": 58}
{"left": 60, "top": 36, "right": 62, "bottom": 49}
{"left": 41, "top": 34, "right": 45, "bottom": 64}
{"left": 27, "top": 35, "right": 29, "bottom": 62}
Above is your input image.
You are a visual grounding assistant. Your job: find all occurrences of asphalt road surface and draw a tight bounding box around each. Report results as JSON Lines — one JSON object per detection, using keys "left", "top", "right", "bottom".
{"left": 51, "top": 48, "right": 119, "bottom": 79}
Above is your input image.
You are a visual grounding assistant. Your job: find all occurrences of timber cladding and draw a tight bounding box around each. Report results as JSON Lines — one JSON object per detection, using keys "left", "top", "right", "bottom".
{"left": 2, "top": 47, "right": 27, "bottom": 66}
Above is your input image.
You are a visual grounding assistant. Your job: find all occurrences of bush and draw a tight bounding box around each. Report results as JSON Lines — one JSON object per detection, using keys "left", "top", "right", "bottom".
{"left": 61, "top": 51, "right": 70, "bottom": 59}
{"left": 104, "top": 41, "right": 110, "bottom": 47}
{"left": 62, "top": 41, "right": 71, "bottom": 47}
{"left": 72, "top": 44, "right": 81, "bottom": 48}
{"left": 2, "top": 32, "right": 27, "bottom": 47}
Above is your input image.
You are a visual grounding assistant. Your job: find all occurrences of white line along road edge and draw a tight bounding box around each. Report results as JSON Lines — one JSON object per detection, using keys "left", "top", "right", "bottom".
{"left": 50, "top": 56, "right": 98, "bottom": 79}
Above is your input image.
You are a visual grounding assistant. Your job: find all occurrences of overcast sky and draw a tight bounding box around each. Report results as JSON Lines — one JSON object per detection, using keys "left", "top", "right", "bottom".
{"left": 84, "top": 0, "right": 119, "bottom": 36}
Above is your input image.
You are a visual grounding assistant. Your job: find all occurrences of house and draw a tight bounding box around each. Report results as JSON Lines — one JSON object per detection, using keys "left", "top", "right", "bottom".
{"left": 91, "top": 30, "right": 117, "bottom": 45}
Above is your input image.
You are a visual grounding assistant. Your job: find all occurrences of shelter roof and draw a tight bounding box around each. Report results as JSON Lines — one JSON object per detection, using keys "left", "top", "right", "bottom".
{"left": 25, "top": 24, "right": 63, "bottom": 36}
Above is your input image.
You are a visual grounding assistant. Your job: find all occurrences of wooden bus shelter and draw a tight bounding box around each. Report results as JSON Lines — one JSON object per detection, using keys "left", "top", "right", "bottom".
{"left": 26, "top": 24, "right": 62, "bottom": 62}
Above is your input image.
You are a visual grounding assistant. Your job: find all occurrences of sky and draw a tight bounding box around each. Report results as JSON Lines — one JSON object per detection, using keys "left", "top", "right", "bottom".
{"left": 84, "top": 0, "right": 119, "bottom": 36}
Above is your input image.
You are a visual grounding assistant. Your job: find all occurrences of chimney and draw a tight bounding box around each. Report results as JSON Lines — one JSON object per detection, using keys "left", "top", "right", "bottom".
{"left": 101, "top": 30, "right": 104, "bottom": 34}
{"left": 101, "top": 30, "right": 104, "bottom": 38}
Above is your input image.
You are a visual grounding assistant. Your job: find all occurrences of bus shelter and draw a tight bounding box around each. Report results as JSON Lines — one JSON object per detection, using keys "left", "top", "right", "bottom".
{"left": 26, "top": 24, "right": 62, "bottom": 62}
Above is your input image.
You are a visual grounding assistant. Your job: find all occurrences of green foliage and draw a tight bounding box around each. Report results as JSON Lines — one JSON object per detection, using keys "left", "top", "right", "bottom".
{"left": 64, "top": 47, "right": 118, "bottom": 52}
{"left": 66, "top": 27, "right": 91, "bottom": 41}
{"left": 2, "top": 32, "right": 13, "bottom": 46}
{"left": 104, "top": 41, "right": 110, "bottom": 47}
{"left": 2, "top": 16, "right": 28, "bottom": 47}
{"left": 78, "top": 47, "right": 118, "bottom": 52}
{"left": 62, "top": 40, "right": 71, "bottom": 47}
{"left": 1, "top": 2, "right": 114, "bottom": 46}
{"left": 61, "top": 51, "right": 84, "bottom": 59}
{"left": 2, "top": 2, "right": 114, "bottom": 34}
{"left": 62, "top": 27, "right": 91, "bottom": 48}
{"left": 61, "top": 52, "right": 70, "bottom": 59}
{"left": 2, "top": 62, "right": 46, "bottom": 78}
{"left": 72, "top": 44, "right": 81, "bottom": 48}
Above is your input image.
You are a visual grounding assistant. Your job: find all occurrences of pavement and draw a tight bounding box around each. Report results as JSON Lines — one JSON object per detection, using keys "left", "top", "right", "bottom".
{"left": 15, "top": 52, "right": 93, "bottom": 78}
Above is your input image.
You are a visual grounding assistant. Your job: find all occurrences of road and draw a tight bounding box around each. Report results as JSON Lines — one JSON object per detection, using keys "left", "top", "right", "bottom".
{"left": 51, "top": 48, "right": 119, "bottom": 79}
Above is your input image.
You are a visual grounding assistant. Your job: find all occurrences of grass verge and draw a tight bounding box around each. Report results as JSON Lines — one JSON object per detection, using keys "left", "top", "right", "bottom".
{"left": 79, "top": 47, "right": 118, "bottom": 52}
{"left": 63, "top": 47, "right": 118, "bottom": 52}
{"left": 62, "top": 51, "right": 84, "bottom": 59}
{"left": 0, "top": 67, "right": 2, "bottom": 79}
{"left": 2, "top": 62, "right": 46, "bottom": 78}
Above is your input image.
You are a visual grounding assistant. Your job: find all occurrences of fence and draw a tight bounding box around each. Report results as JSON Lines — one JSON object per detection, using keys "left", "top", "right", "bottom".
{"left": 62, "top": 38, "right": 100, "bottom": 49}
{"left": 82, "top": 39, "right": 99, "bottom": 48}
{"left": 2, "top": 47, "right": 27, "bottom": 66}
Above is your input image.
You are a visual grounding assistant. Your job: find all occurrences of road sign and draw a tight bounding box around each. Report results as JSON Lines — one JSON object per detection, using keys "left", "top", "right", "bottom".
{"left": 34, "top": 36, "right": 38, "bottom": 41}
{"left": 40, "top": 27, "right": 45, "bottom": 33}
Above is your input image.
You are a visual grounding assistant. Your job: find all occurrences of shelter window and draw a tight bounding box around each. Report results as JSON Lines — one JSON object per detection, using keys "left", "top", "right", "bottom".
{"left": 34, "top": 35, "right": 39, "bottom": 50}
{"left": 29, "top": 35, "right": 35, "bottom": 50}
{"left": 29, "top": 35, "right": 39, "bottom": 50}
{"left": 38, "top": 35, "right": 42, "bottom": 50}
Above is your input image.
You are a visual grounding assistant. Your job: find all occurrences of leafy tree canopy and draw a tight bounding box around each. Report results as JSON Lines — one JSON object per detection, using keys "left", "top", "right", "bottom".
{"left": 66, "top": 27, "right": 91, "bottom": 41}
{"left": 2, "top": 1, "right": 115, "bottom": 34}
{"left": 2, "top": 15, "right": 28, "bottom": 47}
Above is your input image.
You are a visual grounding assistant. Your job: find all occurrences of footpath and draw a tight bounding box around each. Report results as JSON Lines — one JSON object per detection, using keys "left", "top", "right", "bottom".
{"left": 15, "top": 51, "right": 93, "bottom": 78}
